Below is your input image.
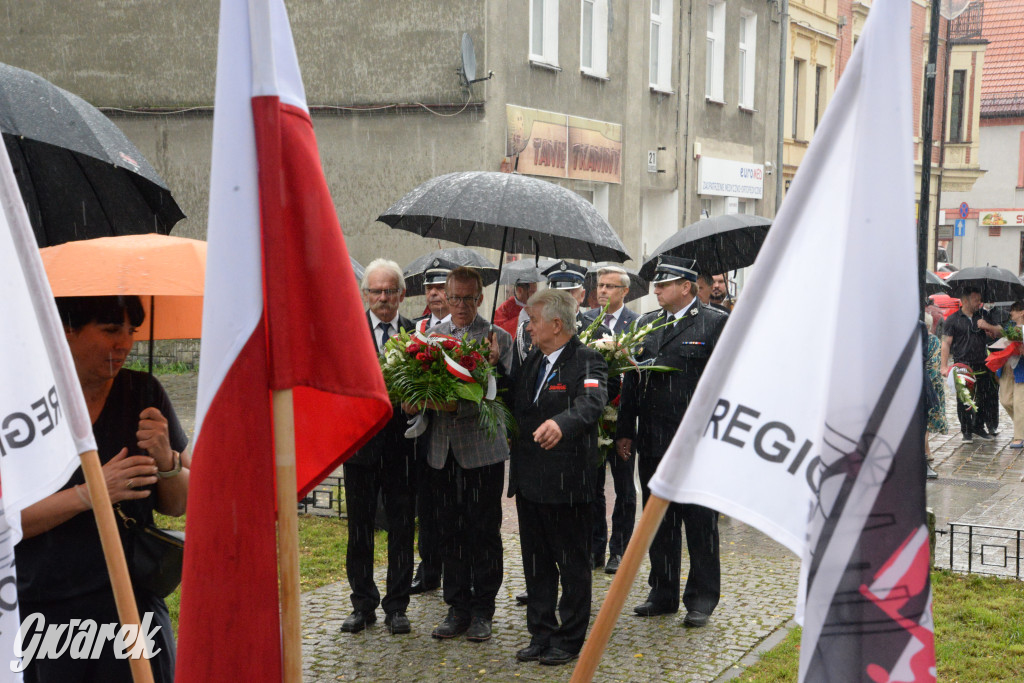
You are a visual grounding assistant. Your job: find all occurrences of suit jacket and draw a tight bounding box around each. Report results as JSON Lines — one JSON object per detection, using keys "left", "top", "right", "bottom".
{"left": 426, "top": 314, "right": 513, "bottom": 470}
{"left": 512, "top": 312, "right": 610, "bottom": 376}
{"left": 507, "top": 336, "right": 608, "bottom": 505}
{"left": 347, "top": 312, "right": 415, "bottom": 467}
{"left": 616, "top": 302, "right": 727, "bottom": 459}
{"left": 581, "top": 305, "right": 639, "bottom": 334}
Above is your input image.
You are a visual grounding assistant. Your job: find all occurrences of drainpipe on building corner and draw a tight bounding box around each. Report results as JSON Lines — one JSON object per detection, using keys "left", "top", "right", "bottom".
{"left": 776, "top": 0, "right": 788, "bottom": 214}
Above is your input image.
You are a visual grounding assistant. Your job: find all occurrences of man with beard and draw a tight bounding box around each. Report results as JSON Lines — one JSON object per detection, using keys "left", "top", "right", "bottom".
{"left": 341, "top": 259, "right": 417, "bottom": 635}
{"left": 615, "top": 256, "right": 727, "bottom": 628}
{"left": 709, "top": 273, "right": 733, "bottom": 312}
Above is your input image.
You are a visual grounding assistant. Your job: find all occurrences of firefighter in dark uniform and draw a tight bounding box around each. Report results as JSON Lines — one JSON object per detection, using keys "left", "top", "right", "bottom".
{"left": 614, "top": 255, "right": 728, "bottom": 628}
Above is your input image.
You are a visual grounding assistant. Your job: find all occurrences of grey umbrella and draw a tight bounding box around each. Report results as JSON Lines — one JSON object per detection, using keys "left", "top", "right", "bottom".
{"left": 924, "top": 271, "right": 950, "bottom": 297}
{"left": 639, "top": 214, "right": 771, "bottom": 280}
{"left": 585, "top": 263, "right": 649, "bottom": 304}
{"left": 0, "top": 62, "right": 185, "bottom": 247}
{"left": 350, "top": 257, "right": 365, "bottom": 283}
{"left": 403, "top": 248, "right": 499, "bottom": 296}
{"left": 946, "top": 265, "right": 1024, "bottom": 302}
{"left": 379, "top": 171, "right": 630, "bottom": 319}
{"left": 498, "top": 257, "right": 557, "bottom": 285}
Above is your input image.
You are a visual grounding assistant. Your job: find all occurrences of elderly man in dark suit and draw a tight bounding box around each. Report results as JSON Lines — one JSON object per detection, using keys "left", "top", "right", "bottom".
{"left": 615, "top": 255, "right": 728, "bottom": 628}
{"left": 509, "top": 289, "right": 608, "bottom": 666}
{"left": 580, "top": 265, "right": 640, "bottom": 574}
{"left": 410, "top": 267, "right": 513, "bottom": 643}
{"left": 341, "top": 258, "right": 418, "bottom": 635}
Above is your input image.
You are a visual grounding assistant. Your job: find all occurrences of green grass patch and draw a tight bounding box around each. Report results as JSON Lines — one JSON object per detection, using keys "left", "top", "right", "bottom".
{"left": 738, "top": 570, "right": 1024, "bottom": 682}
{"left": 123, "top": 360, "right": 195, "bottom": 375}
{"left": 154, "top": 512, "right": 386, "bottom": 632}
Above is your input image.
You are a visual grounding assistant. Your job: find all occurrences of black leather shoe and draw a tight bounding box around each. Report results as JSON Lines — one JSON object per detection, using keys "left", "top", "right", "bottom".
{"left": 539, "top": 647, "right": 578, "bottom": 665}
{"left": 633, "top": 601, "right": 677, "bottom": 617}
{"left": 515, "top": 591, "right": 529, "bottom": 605}
{"left": 384, "top": 611, "right": 411, "bottom": 634}
{"left": 340, "top": 610, "right": 376, "bottom": 633}
{"left": 604, "top": 554, "right": 621, "bottom": 574}
{"left": 409, "top": 576, "right": 441, "bottom": 594}
{"left": 465, "top": 616, "right": 492, "bottom": 642}
{"left": 683, "top": 610, "right": 710, "bottom": 627}
{"left": 592, "top": 555, "right": 605, "bottom": 570}
{"left": 516, "top": 643, "right": 547, "bottom": 662}
{"left": 431, "top": 614, "right": 470, "bottom": 639}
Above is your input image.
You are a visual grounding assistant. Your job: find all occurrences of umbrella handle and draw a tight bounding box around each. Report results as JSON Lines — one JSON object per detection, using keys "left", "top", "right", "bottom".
{"left": 489, "top": 227, "right": 509, "bottom": 326}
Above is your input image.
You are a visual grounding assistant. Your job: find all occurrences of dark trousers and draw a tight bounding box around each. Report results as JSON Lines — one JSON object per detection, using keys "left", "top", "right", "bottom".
{"left": 956, "top": 362, "right": 999, "bottom": 436}
{"left": 517, "top": 497, "right": 592, "bottom": 654}
{"left": 415, "top": 440, "right": 442, "bottom": 584}
{"left": 638, "top": 452, "right": 720, "bottom": 615}
{"left": 343, "top": 455, "right": 415, "bottom": 615}
{"left": 21, "top": 589, "right": 175, "bottom": 683}
{"left": 430, "top": 456, "right": 505, "bottom": 620}
{"left": 591, "top": 451, "right": 637, "bottom": 559}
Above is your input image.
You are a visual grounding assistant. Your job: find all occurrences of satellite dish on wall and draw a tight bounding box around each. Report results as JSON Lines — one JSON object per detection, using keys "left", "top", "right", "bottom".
{"left": 458, "top": 33, "right": 494, "bottom": 87}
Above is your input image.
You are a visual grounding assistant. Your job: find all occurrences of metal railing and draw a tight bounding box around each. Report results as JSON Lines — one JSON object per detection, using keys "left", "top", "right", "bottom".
{"left": 937, "top": 522, "right": 1022, "bottom": 580}
{"left": 298, "top": 475, "right": 346, "bottom": 518}
{"left": 949, "top": 1, "right": 984, "bottom": 42}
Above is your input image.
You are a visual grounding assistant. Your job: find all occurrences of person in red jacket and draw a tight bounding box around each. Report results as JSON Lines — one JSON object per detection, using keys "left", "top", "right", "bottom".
{"left": 494, "top": 279, "right": 538, "bottom": 337}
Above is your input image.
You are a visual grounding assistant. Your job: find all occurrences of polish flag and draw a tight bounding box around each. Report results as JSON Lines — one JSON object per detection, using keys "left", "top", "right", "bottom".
{"left": 175, "top": 1, "right": 391, "bottom": 680}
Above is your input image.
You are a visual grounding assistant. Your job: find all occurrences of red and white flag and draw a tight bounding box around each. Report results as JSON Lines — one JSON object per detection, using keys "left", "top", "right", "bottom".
{"left": 176, "top": 1, "right": 391, "bottom": 679}
{"left": 647, "top": 0, "right": 935, "bottom": 680}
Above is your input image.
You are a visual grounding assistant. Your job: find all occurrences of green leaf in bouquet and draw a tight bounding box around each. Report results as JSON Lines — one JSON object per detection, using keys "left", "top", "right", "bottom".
{"left": 455, "top": 381, "right": 485, "bottom": 403}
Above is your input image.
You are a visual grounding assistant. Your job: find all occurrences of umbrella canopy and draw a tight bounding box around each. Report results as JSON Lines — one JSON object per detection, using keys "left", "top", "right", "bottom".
{"left": 350, "top": 256, "right": 365, "bottom": 284}
{"left": 639, "top": 214, "right": 771, "bottom": 281}
{"left": 403, "top": 247, "right": 499, "bottom": 296}
{"left": 945, "top": 265, "right": 1024, "bottom": 303}
{"left": 39, "top": 233, "right": 205, "bottom": 340}
{"left": 585, "top": 263, "right": 649, "bottom": 304}
{"left": 497, "top": 257, "right": 557, "bottom": 285}
{"left": 0, "top": 62, "right": 185, "bottom": 247}
{"left": 379, "top": 171, "right": 631, "bottom": 263}
{"left": 924, "top": 271, "right": 950, "bottom": 297}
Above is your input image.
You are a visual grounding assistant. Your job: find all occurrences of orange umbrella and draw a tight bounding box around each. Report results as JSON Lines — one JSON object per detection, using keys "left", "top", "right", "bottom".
{"left": 39, "top": 233, "right": 205, "bottom": 340}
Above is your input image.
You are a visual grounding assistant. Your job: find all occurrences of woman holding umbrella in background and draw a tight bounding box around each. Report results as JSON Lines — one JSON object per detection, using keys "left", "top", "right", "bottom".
{"left": 16, "top": 295, "right": 189, "bottom": 683}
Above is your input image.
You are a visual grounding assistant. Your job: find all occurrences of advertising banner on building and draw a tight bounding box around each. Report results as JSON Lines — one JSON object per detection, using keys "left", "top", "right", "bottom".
{"left": 697, "top": 156, "right": 764, "bottom": 198}
{"left": 978, "top": 210, "right": 1024, "bottom": 226}
{"left": 506, "top": 104, "right": 621, "bottom": 184}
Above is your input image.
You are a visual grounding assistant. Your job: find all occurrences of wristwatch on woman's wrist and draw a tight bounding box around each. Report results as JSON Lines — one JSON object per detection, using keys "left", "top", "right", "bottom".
{"left": 157, "top": 450, "right": 182, "bottom": 479}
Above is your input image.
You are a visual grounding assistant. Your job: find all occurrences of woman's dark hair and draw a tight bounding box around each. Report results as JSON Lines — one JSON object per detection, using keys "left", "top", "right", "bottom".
{"left": 55, "top": 296, "right": 146, "bottom": 331}
{"left": 1011, "top": 300, "right": 1024, "bottom": 313}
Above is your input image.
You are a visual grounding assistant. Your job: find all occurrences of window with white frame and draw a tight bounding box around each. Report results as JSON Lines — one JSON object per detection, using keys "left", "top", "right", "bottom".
{"left": 580, "top": 0, "right": 609, "bottom": 77}
{"left": 706, "top": 0, "right": 726, "bottom": 101}
{"left": 530, "top": 0, "right": 559, "bottom": 67}
{"left": 738, "top": 11, "right": 756, "bottom": 108}
{"left": 649, "top": 0, "right": 674, "bottom": 92}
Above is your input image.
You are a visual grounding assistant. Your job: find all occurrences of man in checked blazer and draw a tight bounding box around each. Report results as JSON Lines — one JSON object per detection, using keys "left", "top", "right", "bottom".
{"left": 341, "top": 258, "right": 417, "bottom": 636}
{"left": 615, "top": 255, "right": 727, "bottom": 629}
{"left": 411, "top": 266, "right": 513, "bottom": 643}
{"left": 507, "top": 289, "right": 607, "bottom": 666}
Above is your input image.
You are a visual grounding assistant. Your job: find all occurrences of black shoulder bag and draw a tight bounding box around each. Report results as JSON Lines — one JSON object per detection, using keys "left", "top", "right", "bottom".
{"left": 116, "top": 505, "right": 185, "bottom": 599}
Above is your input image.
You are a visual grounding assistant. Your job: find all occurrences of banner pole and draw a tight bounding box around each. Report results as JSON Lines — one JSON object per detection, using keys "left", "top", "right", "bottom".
{"left": 571, "top": 495, "right": 669, "bottom": 683}
{"left": 80, "top": 449, "right": 155, "bottom": 683}
{"left": 272, "top": 389, "right": 302, "bottom": 683}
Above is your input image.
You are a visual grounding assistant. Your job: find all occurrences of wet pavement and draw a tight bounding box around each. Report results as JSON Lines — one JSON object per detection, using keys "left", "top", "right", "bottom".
{"left": 159, "top": 371, "right": 1024, "bottom": 681}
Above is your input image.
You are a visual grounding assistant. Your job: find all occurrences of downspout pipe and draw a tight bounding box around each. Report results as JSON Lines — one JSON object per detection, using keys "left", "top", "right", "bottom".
{"left": 775, "top": 0, "right": 788, "bottom": 213}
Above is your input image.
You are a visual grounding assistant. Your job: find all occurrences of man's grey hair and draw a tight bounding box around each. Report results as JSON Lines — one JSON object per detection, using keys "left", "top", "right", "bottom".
{"left": 527, "top": 289, "right": 576, "bottom": 332}
{"left": 596, "top": 266, "right": 629, "bottom": 288}
{"left": 361, "top": 258, "right": 406, "bottom": 292}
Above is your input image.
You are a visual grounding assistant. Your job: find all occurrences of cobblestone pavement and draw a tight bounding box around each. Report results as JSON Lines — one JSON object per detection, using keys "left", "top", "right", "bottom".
{"left": 160, "top": 371, "right": 1024, "bottom": 680}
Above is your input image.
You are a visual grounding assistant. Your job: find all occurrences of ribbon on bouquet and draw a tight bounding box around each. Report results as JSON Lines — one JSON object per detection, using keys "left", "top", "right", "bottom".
{"left": 442, "top": 351, "right": 475, "bottom": 382}
{"left": 986, "top": 341, "right": 1022, "bottom": 373}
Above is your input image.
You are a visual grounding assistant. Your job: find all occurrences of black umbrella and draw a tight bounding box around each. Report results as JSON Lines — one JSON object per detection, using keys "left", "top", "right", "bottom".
{"left": 403, "top": 248, "right": 498, "bottom": 296}
{"left": 0, "top": 62, "right": 185, "bottom": 247}
{"left": 639, "top": 214, "right": 771, "bottom": 280}
{"left": 945, "top": 265, "right": 1024, "bottom": 302}
{"left": 498, "top": 257, "right": 557, "bottom": 285}
{"left": 585, "top": 263, "right": 649, "bottom": 304}
{"left": 379, "top": 171, "right": 630, "bottom": 320}
{"left": 924, "top": 271, "right": 950, "bottom": 297}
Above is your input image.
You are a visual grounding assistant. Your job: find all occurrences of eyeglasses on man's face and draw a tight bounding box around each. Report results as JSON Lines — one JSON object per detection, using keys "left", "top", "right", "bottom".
{"left": 446, "top": 294, "right": 479, "bottom": 306}
{"left": 364, "top": 288, "right": 401, "bottom": 297}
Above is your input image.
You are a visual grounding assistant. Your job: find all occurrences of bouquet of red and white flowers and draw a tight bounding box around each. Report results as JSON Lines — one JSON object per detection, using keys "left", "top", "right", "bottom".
{"left": 381, "top": 328, "right": 513, "bottom": 438}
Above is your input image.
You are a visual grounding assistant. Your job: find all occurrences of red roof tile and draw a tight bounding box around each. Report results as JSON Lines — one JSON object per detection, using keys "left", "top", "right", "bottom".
{"left": 980, "top": 0, "right": 1024, "bottom": 116}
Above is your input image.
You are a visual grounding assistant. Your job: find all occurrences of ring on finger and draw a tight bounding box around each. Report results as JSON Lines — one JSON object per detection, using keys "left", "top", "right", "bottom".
{"left": 126, "top": 480, "right": 134, "bottom": 490}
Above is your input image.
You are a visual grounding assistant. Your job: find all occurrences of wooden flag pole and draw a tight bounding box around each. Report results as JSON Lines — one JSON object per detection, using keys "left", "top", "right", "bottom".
{"left": 80, "top": 449, "right": 155, "bottom": 683}
{"left": 273, "top": 389, "right": 303, "bottom": 683}
{"left": 571, "top": 495, "right": 669, "bottom": 683}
